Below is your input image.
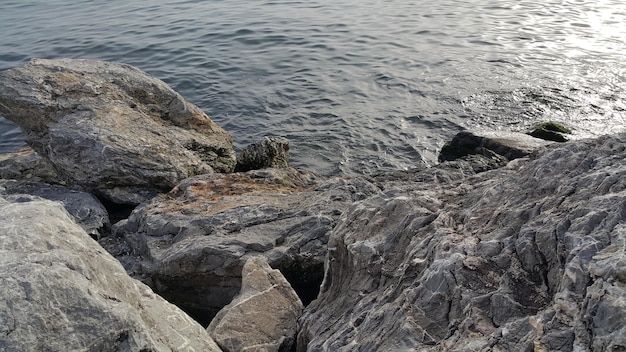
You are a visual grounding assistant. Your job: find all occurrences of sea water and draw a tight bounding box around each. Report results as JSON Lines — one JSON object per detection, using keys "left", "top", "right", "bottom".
{"left": 1, "top": 0, "right": 625, "bottom": 175}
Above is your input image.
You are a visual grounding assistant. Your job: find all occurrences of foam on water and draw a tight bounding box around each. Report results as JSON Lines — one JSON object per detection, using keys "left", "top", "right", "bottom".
{"left": 1, "top": 0, "right": 625, "bottom": 175}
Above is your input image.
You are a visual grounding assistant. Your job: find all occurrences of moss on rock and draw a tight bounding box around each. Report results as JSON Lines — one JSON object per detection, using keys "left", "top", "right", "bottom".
{"left": 528, "top": 121, "right": 572, "bottom": 142}
{"left": 533, "top": 121, "right": 572, "bottom": 134}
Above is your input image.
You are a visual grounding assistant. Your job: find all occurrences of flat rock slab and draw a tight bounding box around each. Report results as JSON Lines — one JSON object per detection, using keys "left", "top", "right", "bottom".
{"left": 0, "top": 58, "right": 236, "bottom": 204}
{"left": 0, "top": 197, "right": 222, "bottom": 351}
{"left": 298, "top": 134, "right": 626, "bottom": 351}
{"left": 438, "top": 130, "right": 553, "bottom": 173}
{"left": 113, "top": 167, "right": 380, "bottom": 324}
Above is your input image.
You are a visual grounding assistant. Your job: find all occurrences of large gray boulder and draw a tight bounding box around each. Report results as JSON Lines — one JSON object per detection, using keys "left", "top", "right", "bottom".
{"left": 113, "top": 167, "right": 379, "bottom": 324}
{"left": 208, "top": 257, "right": 303, "bottom": 352}
{"left": 0, "top": 179, "right": 109, "bottom": 238}
{"left": 298, "top": 134, "right": 626, "bottom": 351}
{"left": 0, "top": 196, "right": 222, "bottom": 351}
{"left": 0, "top": 58, "right": 236, "bottom": 204}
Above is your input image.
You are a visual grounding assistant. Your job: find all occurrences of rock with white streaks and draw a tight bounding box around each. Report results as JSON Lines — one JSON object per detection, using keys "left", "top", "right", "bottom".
{"left": 208, "top": 257, "right": 303, "bottom": 352}
{"left": 298, "top": 134, "right": 626, "bottom": 351}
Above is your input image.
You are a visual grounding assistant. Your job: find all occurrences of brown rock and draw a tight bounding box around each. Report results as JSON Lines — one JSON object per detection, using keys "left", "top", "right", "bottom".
{"left": 113, "top": 167, "right": 379, "bottom": 324}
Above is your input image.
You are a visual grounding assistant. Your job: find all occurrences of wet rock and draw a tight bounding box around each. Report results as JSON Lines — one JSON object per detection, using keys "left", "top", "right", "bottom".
{"left": 0, "top": 148, "right": 64, "bottom": 184}
{"left": 0, "top": 197, "right": 222, "bottom": 352}
{"left": 298, "top": 134, "right": 626, "bottom": 351}
{"left": 528, "top": 121, "right": 572, "bottom": 142}
{"left": 113, "top": 167, "right": 380, "bottom": 324}
{"left": 438, "top": 130, "right": 552, "bottom": 172}
{"left": 208, "top": 257, "right": 303, "bottom": 352}
{"left": 0, "top": 179, "right": 109, "bottom": 237}
{"left": 235, "top": 136, "right": 290, "bottom": 172}
{"left": 0, "top": 58, "right": 236, "bottom": 204}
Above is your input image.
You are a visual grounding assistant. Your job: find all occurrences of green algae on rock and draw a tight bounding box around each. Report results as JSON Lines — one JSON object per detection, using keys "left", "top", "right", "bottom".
{"left": 528, "top": 121, "right": 572, "bottom": 142}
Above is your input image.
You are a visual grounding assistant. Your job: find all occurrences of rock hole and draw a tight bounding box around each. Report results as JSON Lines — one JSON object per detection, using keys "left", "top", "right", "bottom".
{"left": 278, "top": 261, "right": 325, "bottom": 306}
{"left": 97, "top": 196, "right": 137, "bottom": 224}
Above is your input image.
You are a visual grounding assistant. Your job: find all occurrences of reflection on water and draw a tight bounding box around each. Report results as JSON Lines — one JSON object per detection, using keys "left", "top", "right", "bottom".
{"left": 0, "top": 0, "right": 624, "bottom": 175}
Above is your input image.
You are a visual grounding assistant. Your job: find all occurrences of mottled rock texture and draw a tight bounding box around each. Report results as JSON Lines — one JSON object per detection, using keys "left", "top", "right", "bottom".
{"left": 208, "top": 257, "right": 303, "bottom": 352}
{"left": 0, "top": 58, "right": 236, "bottom": 204}
{"left": 298, "top": 134, "right": 626, "bottom": 351}
{"left": 113, "top": 167, "right": 379, "bottom": 324}
{"left": 235, "top": 136, "right": 290, "bottom": 172}
{"left": 0, "top": 197, "right": 222, "bottom": 351}
{"left": 0, "top": 179, "right": 109, "bottom": 237}
{"left": 0, "top": 147, "right": 64, "bottom": 184}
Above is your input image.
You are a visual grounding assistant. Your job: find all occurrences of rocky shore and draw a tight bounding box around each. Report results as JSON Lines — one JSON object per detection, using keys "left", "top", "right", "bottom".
{"left": 1, "top": 59, "right": 624, "bottom": 352}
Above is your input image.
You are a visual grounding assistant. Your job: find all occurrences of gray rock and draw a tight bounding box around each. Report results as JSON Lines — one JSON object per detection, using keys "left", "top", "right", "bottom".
{"left": 476, "top": 130, "right": 554, "bottom": 157}
{"left": 438, "top": 130, "right": 552, "bottom": 172}
{"left": 235, "top": 136, "right": 290, "bottom": 172}
{"left": 298, "top": 134, "right": 626, "bottom": 351}
{"left": 0, "top": 179, "right": 109, "bottom": 237}
{"left": 113, "top": 167, "right": 380, "bottom": 324}
{"left": 0, "top": 197, "right": 222, "bottom": 352}
{"left": 0, "top": 58, "right": 236, "bottom": 204}
{"left": 0, "top": 148, "right": 64, "bottom": 184}
{"left": 208, "top": 257, "right": 303, "bottom": 352}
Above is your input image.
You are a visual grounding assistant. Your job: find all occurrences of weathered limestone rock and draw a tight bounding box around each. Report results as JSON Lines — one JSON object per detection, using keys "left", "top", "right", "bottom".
{"left": 235, "top": 136, "right": 290, "bottom": 172}
{"left": 0, "top": 58, "right": 236, "bottom": 204}
{"left": 0, "top": 197, "right": 222, "bottom": 351}
{"left": 438, "top": 130, "right": 552, "bottom": 172}
{"left": 208, "top": 257, "right": 303, "bottom": 352}
{"left": 113, "top": 167, "right": 379, "bottom": 324}
{"left": 298, "top": 134, "right": 626, "bottom": 351}
{"left": 0, "top": 179, "right": 109, "bottom": 237}
{"left": 0, "top": 148, "right": 64, "bottom": 184}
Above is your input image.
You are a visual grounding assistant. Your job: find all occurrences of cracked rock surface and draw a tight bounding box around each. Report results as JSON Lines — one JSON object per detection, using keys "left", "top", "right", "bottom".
{"left": 112, "top": 167, "right": 379, "bottom": 324}
{"left": 0, "top": 58, "right": 236, "bottom": 204}
{"left": 0, "top": 197, "right": 222, "bottom": 352}
{"left": 298, "top": 134, "right": 626, "bottom": 351}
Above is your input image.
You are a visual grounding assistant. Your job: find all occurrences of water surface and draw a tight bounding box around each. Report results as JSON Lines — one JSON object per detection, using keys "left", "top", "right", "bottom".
{"left": 1, "top": 0, "right": 625, "bottom": 175}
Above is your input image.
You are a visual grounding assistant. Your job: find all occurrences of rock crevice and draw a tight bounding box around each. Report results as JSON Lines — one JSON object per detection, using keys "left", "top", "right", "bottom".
{"left": 298, "top": 134, "right": 626, "bottom": 351}
{"left": 0, "top": 58, "right": 624, "bottom": 351}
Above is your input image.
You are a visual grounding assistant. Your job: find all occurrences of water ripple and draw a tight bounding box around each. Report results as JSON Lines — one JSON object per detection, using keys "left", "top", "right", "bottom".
{"left": 1, "top": 0, "right": 625, "bottom": 175}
